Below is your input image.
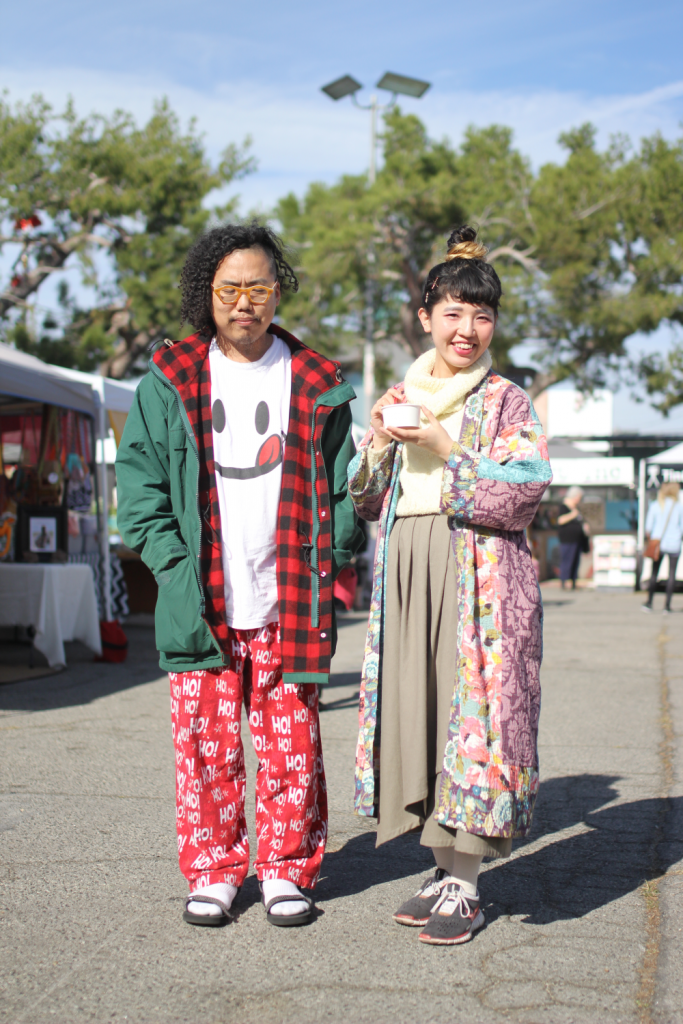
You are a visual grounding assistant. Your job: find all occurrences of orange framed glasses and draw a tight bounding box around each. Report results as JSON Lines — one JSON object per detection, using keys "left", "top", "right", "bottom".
{"left": 212, "top": 284, "right": 275, "bottom": 305}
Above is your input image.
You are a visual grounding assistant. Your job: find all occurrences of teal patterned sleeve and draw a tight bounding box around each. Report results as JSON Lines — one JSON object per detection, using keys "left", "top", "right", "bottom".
{"left": 440, "top": 387, "right": 552, "bottom": 531}
{"left": 348, "top": 442, "right": 396, "bottom": 523}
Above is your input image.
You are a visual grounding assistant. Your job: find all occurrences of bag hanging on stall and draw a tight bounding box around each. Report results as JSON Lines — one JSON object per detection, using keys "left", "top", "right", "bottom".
{"left": 65, "top": 416, "right": 93, "bottom": 512}
{"left": 37, "top": 407, "right": 63, "bottom": 505}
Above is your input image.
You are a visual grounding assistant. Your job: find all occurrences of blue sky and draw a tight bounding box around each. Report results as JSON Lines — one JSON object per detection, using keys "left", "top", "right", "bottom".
{"left": 2, "top": 0, "right": 682, "bottom": 206}
{"left": 2, "top": 0, "right": 683, "bottom": 431}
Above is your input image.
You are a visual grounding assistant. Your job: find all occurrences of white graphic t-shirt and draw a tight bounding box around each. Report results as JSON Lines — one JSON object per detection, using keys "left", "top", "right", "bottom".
{"left": 209, "top": 334, "right": 292, "bottom": 629}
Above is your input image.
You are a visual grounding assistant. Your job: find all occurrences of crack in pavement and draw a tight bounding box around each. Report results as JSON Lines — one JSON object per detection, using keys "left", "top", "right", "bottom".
{"left": 636, "top": 627, "right": 674, "bottom": 1024}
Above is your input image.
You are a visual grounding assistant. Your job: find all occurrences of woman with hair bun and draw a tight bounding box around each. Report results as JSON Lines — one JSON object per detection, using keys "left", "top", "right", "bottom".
{"left": 348, "top": 226, "right": 552, "bottom": 945}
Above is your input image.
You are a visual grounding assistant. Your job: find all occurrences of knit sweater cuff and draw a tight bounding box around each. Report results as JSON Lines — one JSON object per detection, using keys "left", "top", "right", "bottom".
{"left": 366, "top": 442, "right": 391, "bottom": 468}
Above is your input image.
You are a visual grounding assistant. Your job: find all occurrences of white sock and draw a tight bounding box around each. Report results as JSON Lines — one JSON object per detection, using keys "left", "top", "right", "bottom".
{"left": 432, "top": 847, "right": 453, "bottom": 874}
{"left": 449, "top": 851, "right": 483, "bottom": 898}
{"left": 261, "top": 878, "right": 309, "bottom": 917}
{"left": 431, "top": 847, "right": 482, "bottom": 898}
{"left": 187, "top": 881, "right": 238, "bottom": 917}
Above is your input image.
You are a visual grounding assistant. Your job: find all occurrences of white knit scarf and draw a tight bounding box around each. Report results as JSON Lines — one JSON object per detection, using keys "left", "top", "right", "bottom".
{"left": 404, "top": 347, "right": 492, "bottom": 419}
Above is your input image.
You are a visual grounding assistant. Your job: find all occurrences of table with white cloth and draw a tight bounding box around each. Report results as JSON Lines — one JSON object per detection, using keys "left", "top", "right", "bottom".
{"left": 0, "top": 563, "right": 102, "bottom": 668}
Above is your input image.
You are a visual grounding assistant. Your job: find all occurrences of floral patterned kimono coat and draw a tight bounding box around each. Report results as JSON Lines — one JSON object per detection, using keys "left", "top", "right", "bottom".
{"left": 348, "top": 370, "right": 552, "bottom": 840}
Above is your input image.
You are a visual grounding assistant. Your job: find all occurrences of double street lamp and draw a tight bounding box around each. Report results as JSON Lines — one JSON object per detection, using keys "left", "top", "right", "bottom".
{"left": 321, "top": 71, "right": 431, "bottom": 427}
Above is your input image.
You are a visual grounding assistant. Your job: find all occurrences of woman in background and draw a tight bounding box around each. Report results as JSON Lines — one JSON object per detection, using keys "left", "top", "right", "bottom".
{"left": 556, "top": 486, "right": 588, "bottom": 590}
{"left": 643, "top": 481, "right": 683, "bottom": 614}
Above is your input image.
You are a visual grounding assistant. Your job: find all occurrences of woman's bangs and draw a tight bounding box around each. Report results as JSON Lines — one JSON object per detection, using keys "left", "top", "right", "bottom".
{"left": 425, "top": 260, "right": 501, "bottom": 313}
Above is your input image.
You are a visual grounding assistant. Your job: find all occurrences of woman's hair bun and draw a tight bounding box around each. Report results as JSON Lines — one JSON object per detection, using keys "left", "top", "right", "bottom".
{"left": 445, "top": 224, "right": 488, "bottom": 262}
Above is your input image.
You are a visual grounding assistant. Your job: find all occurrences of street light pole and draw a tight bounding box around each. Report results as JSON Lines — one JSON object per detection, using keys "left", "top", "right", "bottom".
{"left": 364, "top": 248, "right": 376, "bottom": 428}
{"left": 364, "top": 94, "right": 377, "bottom": 427}
{"left": 321, "top": 72, "right": 431, "bottom": 427}
{"left": 368, "top": 94, "right": 377, "bottom": 186}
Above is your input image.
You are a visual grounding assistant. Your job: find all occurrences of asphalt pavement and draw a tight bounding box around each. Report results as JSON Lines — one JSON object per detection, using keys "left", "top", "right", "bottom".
{"left": 1, "top": 588, "right": 683, "bottom": 1024}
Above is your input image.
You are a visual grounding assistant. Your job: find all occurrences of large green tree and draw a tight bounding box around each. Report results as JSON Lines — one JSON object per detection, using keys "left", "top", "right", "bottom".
{"left": 0, "top": 94, "right": 253, "bottom": 377}
{"left": 277, "top": 111, "right": 536, "bottom": 384}
{"left": 628, "top": 132, "right": 683, "bottom": 414}
{"left": 4, "top": 94, "right": 682, "bottom": 407}
{"left": 526, "top": 125, "right": 683, "bottom": 397}
{"left": 277, "top": 110, "right": 683, "bottom": 403}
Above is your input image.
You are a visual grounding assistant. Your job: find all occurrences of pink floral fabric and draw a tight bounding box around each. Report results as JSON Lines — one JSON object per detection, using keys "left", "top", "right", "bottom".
{"left": 348, "top": 371, "right": 552, "bottom": 838}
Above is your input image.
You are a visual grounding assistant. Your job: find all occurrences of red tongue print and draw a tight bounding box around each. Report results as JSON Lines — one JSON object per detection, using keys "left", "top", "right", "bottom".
{"left": 257, "top": 434, "right": 282, "bottom": 468}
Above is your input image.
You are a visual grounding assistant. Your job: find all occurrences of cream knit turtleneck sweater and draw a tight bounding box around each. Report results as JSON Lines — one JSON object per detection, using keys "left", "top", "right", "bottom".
{"left": 369, "top": 348, "right": 491, "bottom": 517}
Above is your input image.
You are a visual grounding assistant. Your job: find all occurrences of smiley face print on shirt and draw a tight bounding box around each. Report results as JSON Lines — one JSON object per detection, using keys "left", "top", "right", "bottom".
{"left": 208, "top": 334, "right": 292, "bottom": 629}
{"left": 212, "top": 397, "right": 284, "bottom": 479}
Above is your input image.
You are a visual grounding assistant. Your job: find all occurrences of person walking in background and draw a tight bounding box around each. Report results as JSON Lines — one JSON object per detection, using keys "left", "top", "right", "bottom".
{"left": 116, "top": 222, "right": 362, "bottom": 928}
{"left": 557, "top": 486, "right": 588, "bottom": 590}
{"left": 348, "top": 226, "right": 551, "bottom": 946}
{"left": 643, "top": 481, "right": 683, "bottom": 614}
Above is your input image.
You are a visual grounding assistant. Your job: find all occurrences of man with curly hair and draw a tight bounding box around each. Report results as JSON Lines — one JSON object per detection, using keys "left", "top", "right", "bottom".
{"left": 116, "top": 222, "right": 362, "bottom": 927}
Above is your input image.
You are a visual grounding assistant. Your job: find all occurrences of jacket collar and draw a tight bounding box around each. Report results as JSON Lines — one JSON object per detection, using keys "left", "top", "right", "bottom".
{"left": 151, "top": 322, "right": 342, "bottom": 399}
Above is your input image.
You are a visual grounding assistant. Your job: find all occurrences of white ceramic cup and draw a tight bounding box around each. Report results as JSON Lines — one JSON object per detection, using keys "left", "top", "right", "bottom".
{"left": 381, "top": 403, "right": 421, "bottom": 429}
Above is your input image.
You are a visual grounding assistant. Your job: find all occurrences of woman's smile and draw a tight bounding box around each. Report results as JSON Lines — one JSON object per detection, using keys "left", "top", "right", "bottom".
{"left": 450, "top": 339, "right": 476, "bottom": 356}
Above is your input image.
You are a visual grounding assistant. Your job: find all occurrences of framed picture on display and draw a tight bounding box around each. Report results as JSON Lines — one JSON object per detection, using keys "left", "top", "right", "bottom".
{"left": 16, "top": 505, "right": 68, "bottom": 563}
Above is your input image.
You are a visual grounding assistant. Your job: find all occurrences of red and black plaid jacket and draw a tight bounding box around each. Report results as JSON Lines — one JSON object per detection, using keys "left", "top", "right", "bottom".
{"left": 151, "top": 324, "right": 359, "bottom": 683}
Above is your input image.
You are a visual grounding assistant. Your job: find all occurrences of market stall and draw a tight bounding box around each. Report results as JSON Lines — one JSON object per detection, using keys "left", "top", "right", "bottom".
{"left": 44, "top": 365, "right": 139, "bottom": 621}
{"left": 0, "top": 344, "right": 104, "bottom": 663}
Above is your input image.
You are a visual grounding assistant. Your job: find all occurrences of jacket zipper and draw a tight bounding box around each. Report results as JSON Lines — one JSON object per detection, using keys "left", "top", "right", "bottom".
{"left": 309, "top": 412, "right": 320, "bottom": 628}
{"left": 150, "top": 362, "right": 207, "bottom": 616}
{"left": 307, "top": 380, "right": 356, "bottom": 628}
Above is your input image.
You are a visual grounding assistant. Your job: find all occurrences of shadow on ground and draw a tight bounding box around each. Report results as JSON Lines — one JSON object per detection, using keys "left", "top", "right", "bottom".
{"left": 319, "top": 671, "right": 360, "bottom": 711}
{"left": 479, "top": 774, "right": 683, "bottom": 925}
{"left": 276, "top": 773, "right": 683, "bottom": 926}
{"left": 0, "top": 625, "right": 162, "bottom": 712}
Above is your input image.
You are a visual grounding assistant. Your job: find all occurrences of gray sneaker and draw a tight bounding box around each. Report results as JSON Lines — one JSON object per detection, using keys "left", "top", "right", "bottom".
{"left": 393, "top": 868, "right": 449, "bottom": 927}
{"left": 418, "top": 882, "right": 485, "bottom": 945}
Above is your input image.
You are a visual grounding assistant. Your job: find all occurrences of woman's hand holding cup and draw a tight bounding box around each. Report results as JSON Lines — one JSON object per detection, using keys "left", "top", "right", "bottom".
{"left": 371, "top": 388, "right": 404, "bottom": 450}
{"left": 386, "top": 406, "right": 454, "bottom": 461}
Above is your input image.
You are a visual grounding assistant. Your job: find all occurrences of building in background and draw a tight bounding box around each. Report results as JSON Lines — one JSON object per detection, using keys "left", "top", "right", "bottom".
{"left": 534, "top": 387, "right": 613, "bottom": 444}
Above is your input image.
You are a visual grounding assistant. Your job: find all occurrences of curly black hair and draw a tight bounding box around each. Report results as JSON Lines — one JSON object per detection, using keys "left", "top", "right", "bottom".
{"left": 179, "top": 221, "right": 299, "bottom": 332}
{"left": 422, "top": 225, "right": 502, "bottom": 314}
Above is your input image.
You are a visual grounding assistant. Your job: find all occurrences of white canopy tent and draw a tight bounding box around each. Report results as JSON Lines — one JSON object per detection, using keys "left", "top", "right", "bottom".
{"left": 646, "top": 441, "right": 683, "bottom": 467}
{"left": 50, "top": 364, "right": 139, "bottom": 415}
{"left": 0, "top": 342, "right": 97, "bottom": 416}
{"left": 0, "top": 344, "right": 140, "bottom": 620}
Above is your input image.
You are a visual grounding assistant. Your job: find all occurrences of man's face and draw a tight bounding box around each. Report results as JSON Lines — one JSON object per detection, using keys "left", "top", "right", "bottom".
{"left": 210, "top": 246, "right": 280, "bottom": 348}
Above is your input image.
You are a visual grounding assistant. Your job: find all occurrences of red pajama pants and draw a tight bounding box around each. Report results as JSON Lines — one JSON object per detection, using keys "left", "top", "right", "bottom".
{"left": 169, "top": 622, "right": 327, "bottom": 891}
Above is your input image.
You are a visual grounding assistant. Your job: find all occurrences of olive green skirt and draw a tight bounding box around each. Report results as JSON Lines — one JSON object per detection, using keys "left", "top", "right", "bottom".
{"left": 377, "top": 513, "right": 512, "bottom": 860}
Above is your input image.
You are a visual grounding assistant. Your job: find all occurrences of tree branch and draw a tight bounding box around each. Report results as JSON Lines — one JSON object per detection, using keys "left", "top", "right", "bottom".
{"left": 574, "top": 192, "right": 622, "bottom": 221}
{"left": 100, "top": 327, "right": 158, "bottom": 379}
{"left": 0, "top": 229, "right": 113, "bottom": 316}
{"left": 398, "top": 303, "right": 425, "bottom": 358}
{"left": 487, "top": 244, "right": 539, "bottom": 274}
{"left": 526, "top": 370, "right": 559, "bottom": 400}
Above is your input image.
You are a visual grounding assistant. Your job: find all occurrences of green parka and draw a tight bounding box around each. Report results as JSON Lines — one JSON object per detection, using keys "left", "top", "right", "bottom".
{"left": 115, "top": 326, "right": 363, "bottom": 678}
